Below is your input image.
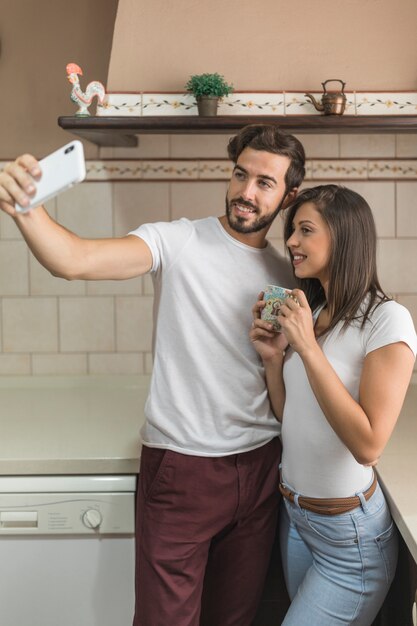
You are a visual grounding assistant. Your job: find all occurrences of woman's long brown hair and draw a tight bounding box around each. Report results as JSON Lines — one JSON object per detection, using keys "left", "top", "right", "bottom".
{"left": 283, "top": 185, "right": 390, "bottom": 335}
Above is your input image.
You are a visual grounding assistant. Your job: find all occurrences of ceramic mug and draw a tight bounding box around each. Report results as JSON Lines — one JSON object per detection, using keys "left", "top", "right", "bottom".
{"left": 261, "top": 285, "right": 292, "bottom": 332}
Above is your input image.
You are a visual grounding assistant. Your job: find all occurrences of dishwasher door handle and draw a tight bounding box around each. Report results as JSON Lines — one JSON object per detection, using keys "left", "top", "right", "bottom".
{"left": 0, "top": 511, "right": 38, "bottom": 528}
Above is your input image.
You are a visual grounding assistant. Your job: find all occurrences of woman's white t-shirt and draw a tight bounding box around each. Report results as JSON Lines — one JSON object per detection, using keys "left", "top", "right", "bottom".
{"left": 281, "top": 299, "right": 417, "bottom": 498}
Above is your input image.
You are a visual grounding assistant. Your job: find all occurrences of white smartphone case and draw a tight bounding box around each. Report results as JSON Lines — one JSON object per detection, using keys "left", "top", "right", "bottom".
{"left": 15, "top": 140, "right": 86, "bottom": 213}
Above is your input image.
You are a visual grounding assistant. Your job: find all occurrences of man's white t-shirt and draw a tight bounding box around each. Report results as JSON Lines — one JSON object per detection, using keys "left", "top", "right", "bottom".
{"left": 281, "top": 299, "right": 417, "bottom": 498}
{"left": 129, "top": 216, "right": 294, "bottom": 456}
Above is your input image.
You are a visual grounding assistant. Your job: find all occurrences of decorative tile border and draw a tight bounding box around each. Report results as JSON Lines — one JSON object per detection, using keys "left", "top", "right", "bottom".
{"left": 87, "top": 160, "right": 144, "bottom": 179}
{"left": 2, "top": 159, "right": 417, "bottom": 183}
{"left": 97, "top": 94, "right": 142, "bottom": 116}
{"left": 142, "top": 94, "right": 196, "bottom": 116}
{"left": 77, "top": 159, "right": 417, "bottom": 181}
{"left": 310, "top": 160, "right": 368, "bottom": 179}
{"left": 96, "top": 91, "right": 417, "bottom": 117}
{"left": 356, "top": 93, "right": 417, "bottom": 115}
{"left": 368, "top": 160, "right": 417, "bottom": 179}
{"left": 218, "top": 93, "right": 285, "bottom": 115}
{"left": 197, "top": 161, "right": 234, "bottom": 179}
{"left": 141, "top": 160, "right": 199, "bottom": 179}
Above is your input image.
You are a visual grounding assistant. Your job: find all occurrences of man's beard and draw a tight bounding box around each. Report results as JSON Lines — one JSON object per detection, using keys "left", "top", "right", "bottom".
{"left": 225, "top": 195, "right": 287, "bottom": 234}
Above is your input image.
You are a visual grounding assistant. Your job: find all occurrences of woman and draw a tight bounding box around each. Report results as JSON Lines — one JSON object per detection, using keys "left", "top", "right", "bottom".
{"left": 250, "top": 185, "right": 416, "bottom": 625}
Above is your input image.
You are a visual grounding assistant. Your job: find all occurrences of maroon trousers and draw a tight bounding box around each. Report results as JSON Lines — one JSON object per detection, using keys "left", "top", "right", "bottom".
{"left": 133, "top": 437, "right": 282, "bottom": 626}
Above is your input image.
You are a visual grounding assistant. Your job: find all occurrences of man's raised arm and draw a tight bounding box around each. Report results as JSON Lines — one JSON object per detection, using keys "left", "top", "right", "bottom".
{"left": 0, "top": 154, "right": 153, "bottom": 281}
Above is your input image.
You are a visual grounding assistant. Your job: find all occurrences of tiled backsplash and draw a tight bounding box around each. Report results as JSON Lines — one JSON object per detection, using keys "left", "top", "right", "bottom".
{"left": 97, "top": 91, "right": 417, "bottom": 117}
{"left": 0, "top": 132, "right": 416, "bottom": 375}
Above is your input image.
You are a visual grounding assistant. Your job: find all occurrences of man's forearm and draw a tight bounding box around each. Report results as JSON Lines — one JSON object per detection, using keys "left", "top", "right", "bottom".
{"left": 14, "top": 205, "right": 86, "bottom": 280}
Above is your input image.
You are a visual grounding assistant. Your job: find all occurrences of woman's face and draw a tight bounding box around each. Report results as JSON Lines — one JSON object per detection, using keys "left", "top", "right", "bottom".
{"left": 286, "top": 202, "right": 332, "bottom": 290}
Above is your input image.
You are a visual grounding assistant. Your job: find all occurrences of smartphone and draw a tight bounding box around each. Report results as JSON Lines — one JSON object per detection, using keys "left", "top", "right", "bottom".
{"left": 15, "top": 140, "right": 86, "bottom": 213}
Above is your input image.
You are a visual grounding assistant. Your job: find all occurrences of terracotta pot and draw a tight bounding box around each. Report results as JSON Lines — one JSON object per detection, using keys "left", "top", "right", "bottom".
{"left": 196, "top": 96, "right": 219, "bottom": 116}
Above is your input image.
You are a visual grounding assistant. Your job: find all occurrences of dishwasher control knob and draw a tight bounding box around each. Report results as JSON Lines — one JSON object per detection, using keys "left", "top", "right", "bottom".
{"left": 82, "top": 509, "right": 102, "bottom": 529}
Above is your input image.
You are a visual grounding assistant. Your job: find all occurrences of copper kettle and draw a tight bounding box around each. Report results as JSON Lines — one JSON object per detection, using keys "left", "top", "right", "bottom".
{"left": 305, "top": 79, "right": 347, "bottom": 115}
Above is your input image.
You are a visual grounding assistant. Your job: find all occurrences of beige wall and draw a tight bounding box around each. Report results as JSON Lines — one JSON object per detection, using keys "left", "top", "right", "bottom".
{"left": 0, "top": 0, "right": 118, "bottom": 157}
{"left": 0, "top": 2, "right": 416, "bottom": 376}
{"left": 108, "top": 0, "right": 417, "bottom": 92}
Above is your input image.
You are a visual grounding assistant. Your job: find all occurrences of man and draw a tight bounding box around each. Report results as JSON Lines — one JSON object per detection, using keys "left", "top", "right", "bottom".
{"left": 0, "top": 124, "right": 305, "bottom": 626}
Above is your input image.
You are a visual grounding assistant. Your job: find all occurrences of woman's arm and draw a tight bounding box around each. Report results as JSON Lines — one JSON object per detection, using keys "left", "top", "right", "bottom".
{"left": 250, "top": 294, "right": 289, "bottom": 421}
{"left": 279, "top": 290, "right": 415, "bottom": 464}
{"left": 262, "top": 354, "right": 286, "bottom": 421}
{"left": 300, "top": 342, "right": 414, "bottom": 464}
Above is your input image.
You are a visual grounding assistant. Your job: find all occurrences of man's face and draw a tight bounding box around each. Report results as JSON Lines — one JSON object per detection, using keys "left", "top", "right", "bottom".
{"left": 225, "top": 147, "right": 292, "bottom": 234}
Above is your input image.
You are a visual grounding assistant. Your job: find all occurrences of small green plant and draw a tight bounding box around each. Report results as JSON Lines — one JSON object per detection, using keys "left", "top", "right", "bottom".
{"left": 185, "top": 73, "right": 234, "bottom": 98}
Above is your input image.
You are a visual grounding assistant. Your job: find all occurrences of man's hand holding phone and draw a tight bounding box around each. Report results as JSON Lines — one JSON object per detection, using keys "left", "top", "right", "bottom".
{"left": 0, "top": 141, "right": 86, "bottom": 216}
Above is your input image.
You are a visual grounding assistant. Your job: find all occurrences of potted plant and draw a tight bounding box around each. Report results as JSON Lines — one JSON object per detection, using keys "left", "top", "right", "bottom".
{"left": 185, "top": 73, "right": 234, "bottom": 116}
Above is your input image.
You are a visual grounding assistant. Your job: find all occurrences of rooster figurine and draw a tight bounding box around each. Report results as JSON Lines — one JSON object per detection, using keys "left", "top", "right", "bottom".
{"left": 66, "top": 62, "right": 106, "bottom": 116}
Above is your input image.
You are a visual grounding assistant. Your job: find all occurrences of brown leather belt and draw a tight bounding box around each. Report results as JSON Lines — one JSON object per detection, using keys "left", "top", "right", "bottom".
{"left": 279, "top": 473, "right": 378, "bottom": 516}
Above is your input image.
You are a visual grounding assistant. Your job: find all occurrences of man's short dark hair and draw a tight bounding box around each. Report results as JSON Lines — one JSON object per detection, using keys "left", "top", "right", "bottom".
{"left": 227, "top": 124, "right": 306, "bottom": 193}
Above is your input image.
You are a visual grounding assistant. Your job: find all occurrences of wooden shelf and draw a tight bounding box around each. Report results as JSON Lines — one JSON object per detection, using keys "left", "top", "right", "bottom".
{"left": 58, "top": 115, "right": 417, "bottom": 147}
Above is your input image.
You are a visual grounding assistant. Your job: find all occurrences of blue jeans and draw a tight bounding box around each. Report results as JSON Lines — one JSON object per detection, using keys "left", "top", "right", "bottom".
{"left": 279, "top": 482, "right": 398, "bottom": 625}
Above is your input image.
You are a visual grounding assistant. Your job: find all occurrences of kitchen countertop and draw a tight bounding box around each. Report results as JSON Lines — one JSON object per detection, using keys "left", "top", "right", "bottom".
{"left": 376, "top": 383, "right": 417, "bottom": 564}
{"left": 0, "top": 375, "right": 415, "bottom": 563}
{"left": 0, "top": 375, "right": 149, "bottom": 475}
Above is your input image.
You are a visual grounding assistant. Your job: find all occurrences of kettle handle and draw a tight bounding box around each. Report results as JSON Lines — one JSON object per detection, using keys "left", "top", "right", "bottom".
{"left": 321, "top": 79, "right": 346, "bottom": 93}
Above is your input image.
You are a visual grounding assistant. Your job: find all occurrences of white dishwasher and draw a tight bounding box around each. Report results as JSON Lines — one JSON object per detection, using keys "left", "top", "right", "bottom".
{"left": 0, "top": 474, "right": 136, "bottom": 626}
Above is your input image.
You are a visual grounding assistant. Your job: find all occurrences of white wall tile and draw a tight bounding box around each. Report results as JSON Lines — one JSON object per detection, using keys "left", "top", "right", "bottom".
{"left": 396, "top": 295, "right": 417, "bottom": 328}
{"left": 0, "top": 241, "right": 29, "bottom": 294}
{"left": 1, "top": 199, "right": 57, "bottom": 240}
{"left": 294, "top": 134, "right": 339, "bottom": 159}
{"left": 57, "top": 182, "right": 113, "bottom": 238}
{"left": 32, "top": 353, "right": 88, "bottom": 375}
{"left": 0, "top": 354, "right": 31, "bottom": 375}
{"left": 171, "top": 135, "right": 230, "bottom": 158}
{"left": 171, "top": 182, "right": 227, "bottom": 220}
{"left": 340, "top": 134, "right": 396, "bottom": 158}
{"left": 113, "top": 182, "right": 170, "bottom": 235}
{"left": 396, "top": 297, "right": 417, "bottom": 365}
{"left": 377, "top": 240, "right": 417, "bottom": 293}
{"left": 144, "top": 352, "right": 153, "bottom": 374}
{"left": 143, "top": 274, "right": 154, "bottom": 296}
{"left": 30, "top": 255, "right": 86, "bottom": 296}
{"left": 116, "top": 296, "right": 153, "bottom": 352}
{"left": 0, "top": 213, "right": 23, "bottom": 240}
{"left": 88, "top": 352, "right": 144, "bottom": 374}
{"left": 267, "top": 210, "right": 286, "bottom": 240}
{"left": 396, "top": 135, "right": 417, "bottom": 158}
{"left": 396, "top": 182, "right": 417, "bottom": 237}
{"left": 267, "top": 237, "right": 287, "bottom": 257}
{"left": 87, "top": 277, "right": 142, "bottom": 296}
{"left": 59, "top": 297, "right": 115, "bottom": 352}
{"left": 345, "top": 181, "right": 396, "bottom": 237}
{"left": 2, "top": 298, "right": 58, "bottom": 352}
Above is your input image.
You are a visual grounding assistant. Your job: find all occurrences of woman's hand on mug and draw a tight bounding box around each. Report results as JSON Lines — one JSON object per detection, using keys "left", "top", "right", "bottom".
{"left": 277, "top": 289, "right": 316, "bottom": 355}
{"left": 249, "top": 292, "right": 289, "bottom": 361}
